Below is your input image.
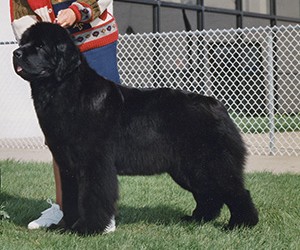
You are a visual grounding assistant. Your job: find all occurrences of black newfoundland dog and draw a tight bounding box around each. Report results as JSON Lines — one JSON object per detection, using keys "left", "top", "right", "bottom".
{"left": 13, "top": 22, "right": 258, "bottom": 234}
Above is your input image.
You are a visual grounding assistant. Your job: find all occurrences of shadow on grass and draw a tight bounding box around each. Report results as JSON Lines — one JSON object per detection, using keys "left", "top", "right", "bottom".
{"left": 117, "top": 204, "right": 187, "bottom": 225}
{"left": 1, "top": 192, "right": 48, "bottom": 227}
{"left": 1, "top": 192, "right": 226, "bottom": 231}
{"left": 117, "top": 204, "right": 227, "bottom": 230}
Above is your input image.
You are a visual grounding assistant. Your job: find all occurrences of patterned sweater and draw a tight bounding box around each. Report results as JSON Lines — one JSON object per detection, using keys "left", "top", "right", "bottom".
{"left": 10, "top": 0, "right": 118, "bottom": 52}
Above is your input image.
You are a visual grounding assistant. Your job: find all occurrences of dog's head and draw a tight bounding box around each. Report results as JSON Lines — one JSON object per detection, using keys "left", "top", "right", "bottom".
{"left": 13, "top": 22, "right": 81, "bottom": 82}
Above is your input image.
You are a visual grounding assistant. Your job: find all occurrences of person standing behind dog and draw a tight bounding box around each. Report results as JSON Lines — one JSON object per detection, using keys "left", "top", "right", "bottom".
{"left": 10, "top": 0, "right": 120, "bottom": 232}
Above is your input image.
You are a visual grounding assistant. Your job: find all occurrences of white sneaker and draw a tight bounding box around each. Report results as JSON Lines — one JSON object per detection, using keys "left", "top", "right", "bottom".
{"left": 28, "top": 199, "right": 63, "bottom": 230}
{"left": 104, "top": 216, "right": 116, "bottom": 234}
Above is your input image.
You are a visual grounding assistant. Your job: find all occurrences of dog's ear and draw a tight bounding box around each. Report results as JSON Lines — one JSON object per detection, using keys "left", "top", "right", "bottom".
{"left": 55, "top": 43, "right": 81, "bottom": 82}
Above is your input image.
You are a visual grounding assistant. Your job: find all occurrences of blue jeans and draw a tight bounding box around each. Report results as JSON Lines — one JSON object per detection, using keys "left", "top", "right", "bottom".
{"left": 83, "top": 42, "right": 120, "bottom": 84}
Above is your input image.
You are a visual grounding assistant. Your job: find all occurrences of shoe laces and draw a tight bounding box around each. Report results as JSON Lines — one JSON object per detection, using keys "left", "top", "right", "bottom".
{"left": 39, "top": 199, "right": 61, "bottom": 218}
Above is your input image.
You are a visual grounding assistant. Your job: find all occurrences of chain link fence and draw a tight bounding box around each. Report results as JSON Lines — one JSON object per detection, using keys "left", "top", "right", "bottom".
{"left": 1, "top": 25, "right": 300, "bottom": 156}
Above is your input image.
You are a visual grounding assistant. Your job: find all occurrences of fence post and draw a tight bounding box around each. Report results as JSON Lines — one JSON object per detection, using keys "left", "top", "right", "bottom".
{"left": 266, "top": 29, "right": 276, "bottom": 155}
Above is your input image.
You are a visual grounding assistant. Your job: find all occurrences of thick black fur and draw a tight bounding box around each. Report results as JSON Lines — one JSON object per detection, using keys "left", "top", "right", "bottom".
{"left": 13, "top": 22, "right": 258, "bottom": 235}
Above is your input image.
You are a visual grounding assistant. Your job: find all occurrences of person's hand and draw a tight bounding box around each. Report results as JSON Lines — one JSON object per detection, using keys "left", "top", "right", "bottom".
{"left": 55, "top": 9, "right": 76, "bottom": 28}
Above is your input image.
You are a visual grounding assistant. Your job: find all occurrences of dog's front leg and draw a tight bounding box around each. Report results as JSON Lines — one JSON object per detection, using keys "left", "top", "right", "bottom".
{"left": 60, "top": 169, "right": 79, "bottom": 229}
{"left": 71, "top": 163, "right": 118, "bottom": 235}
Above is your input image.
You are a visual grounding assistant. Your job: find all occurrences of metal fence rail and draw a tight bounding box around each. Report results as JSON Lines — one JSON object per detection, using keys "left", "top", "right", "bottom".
{"left": 1, "top": 25, "right": 300, "bottom": 156}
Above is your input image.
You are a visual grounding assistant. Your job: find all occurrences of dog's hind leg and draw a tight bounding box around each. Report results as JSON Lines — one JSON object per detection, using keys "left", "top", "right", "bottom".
{"left": 213, "top": 160, "right": 258, "bottom": 228}
{"left": 189, "top": 191, "right": 224, "bottom": 223}
{"left": 170, "top": 172, "right": 224, "bottom": 223}
{"left": 223, "top": 188, "right": 259, "bottom": 229}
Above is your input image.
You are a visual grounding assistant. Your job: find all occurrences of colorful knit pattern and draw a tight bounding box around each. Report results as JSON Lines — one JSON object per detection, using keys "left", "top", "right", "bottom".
{"left": 74, "top": 18, "right": 118, "bottom": 51}
{"left": 69, "top": 2, "right": 92, "bottom": 23}
{"left": 10, "top": 0, "right": 118, "bottom": 52}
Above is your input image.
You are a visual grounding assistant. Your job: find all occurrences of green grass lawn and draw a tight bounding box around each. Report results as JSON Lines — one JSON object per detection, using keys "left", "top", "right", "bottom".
{"left": 0, "top": 160, "right": 299, "bottom": 250}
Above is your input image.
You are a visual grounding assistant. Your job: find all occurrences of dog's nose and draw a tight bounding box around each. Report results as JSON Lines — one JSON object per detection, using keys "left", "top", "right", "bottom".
{"left": 13, "top": 49, "right": 23, "bottom": 58}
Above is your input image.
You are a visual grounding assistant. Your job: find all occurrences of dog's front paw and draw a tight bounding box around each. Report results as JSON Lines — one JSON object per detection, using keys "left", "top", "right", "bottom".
{"left": 103, "top": 216, "right": 116, "bottom": 234}
{"left": 71, "top": 218, "right": 111, "bottom": 235}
